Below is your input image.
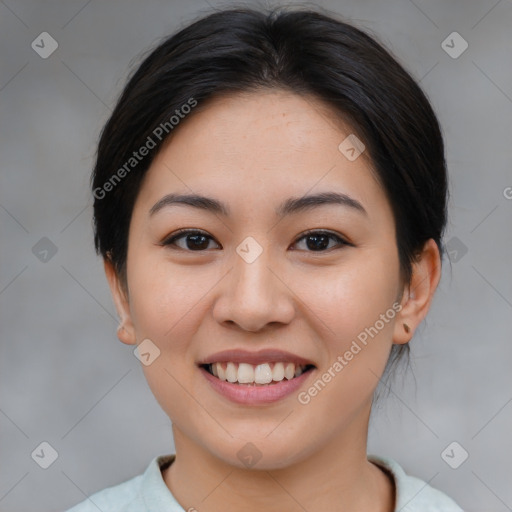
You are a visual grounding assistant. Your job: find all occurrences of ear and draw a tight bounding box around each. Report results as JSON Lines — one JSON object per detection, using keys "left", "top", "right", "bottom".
{"left": 104, "top": 259, "right": 137, "bottom": 346}
{"left": 393, "top": 239, "right": 441, "bottom": 344}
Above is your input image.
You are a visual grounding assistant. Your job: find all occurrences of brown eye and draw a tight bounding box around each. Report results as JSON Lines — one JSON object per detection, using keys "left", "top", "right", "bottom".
{"left": 293, "top": 231, "right": 350, "bottom": 252}
{"left": 162, "top": 229, "right": 350, "bottom": 253}
{"left": 162, "top": 230, "right": 221, "bottom": 251}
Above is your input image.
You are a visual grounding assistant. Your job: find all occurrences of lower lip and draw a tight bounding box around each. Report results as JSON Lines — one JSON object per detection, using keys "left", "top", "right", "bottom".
{"left": 200, "top": 366, "right": 314, "bottom": 405}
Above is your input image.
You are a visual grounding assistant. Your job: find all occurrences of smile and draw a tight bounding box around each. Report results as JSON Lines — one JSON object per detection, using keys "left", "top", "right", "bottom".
{"left": 198, "top": 349, "right": 316, "bottom": 404}
{"left": 202, "top": 361, "right": 314, "bottom": 385}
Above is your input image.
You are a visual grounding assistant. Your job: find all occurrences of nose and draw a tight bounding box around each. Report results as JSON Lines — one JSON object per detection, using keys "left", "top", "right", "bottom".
{"left": 212, "top": 245, "right": 295, "bottom": 333}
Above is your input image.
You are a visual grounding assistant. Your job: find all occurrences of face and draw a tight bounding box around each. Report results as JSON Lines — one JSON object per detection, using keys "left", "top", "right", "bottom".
{"left": 110, "top": 90, "right": 412, "bottom": 469}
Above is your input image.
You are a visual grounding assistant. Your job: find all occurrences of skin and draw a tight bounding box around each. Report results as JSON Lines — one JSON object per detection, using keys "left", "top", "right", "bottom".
{"left": 105, "top": 90, "right": 441, "bottom": 512}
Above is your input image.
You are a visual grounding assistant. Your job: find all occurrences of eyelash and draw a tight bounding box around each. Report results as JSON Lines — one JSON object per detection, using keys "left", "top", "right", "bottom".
{"left": 161, "top": 229, "right": 352, "bottom": 252}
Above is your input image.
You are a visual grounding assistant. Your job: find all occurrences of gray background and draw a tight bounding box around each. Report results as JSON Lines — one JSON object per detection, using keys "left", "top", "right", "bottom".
{"left": 1, "top": 0, "right": 511, "bottom": 511}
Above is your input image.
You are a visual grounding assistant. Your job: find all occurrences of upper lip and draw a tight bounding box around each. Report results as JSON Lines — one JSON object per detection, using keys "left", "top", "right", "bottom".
{"left": 198, "top": 349, "right": 316, "bottom": 367}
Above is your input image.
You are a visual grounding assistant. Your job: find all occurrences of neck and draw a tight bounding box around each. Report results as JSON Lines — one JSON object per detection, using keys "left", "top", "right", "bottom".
{"left": 163, "top": 406, "right": 395, "bottom": 512}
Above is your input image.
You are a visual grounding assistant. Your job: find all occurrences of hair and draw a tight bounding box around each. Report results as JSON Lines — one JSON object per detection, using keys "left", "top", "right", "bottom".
{"left": 91, "top": 5, "right": 448, "bottom": 375}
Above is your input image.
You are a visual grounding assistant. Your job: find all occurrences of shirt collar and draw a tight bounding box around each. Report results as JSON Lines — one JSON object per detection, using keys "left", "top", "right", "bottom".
{"left": 140, "top": 454, "right": 183, "bottom": 511}
{"left": 144, "top": 453, "right": 421, "bottom": 512}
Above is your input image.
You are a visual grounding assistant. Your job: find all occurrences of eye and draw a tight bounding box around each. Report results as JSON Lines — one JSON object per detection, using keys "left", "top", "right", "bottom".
{"left": 161, "top": 229, "right": 351, "bottom": 253}
{"left": 161, "top": 229, "right": 221, "bottom": 251}
{"left": 292, "top": 230, "right": 351, "bottom": 252}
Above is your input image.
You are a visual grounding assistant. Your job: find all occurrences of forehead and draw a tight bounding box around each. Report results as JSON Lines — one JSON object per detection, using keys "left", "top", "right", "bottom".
{"left": 163, "top": 90, "right": 370, "bottom": 163}
{"left": 135, "top": 90, "right": 387, "bottom": 220}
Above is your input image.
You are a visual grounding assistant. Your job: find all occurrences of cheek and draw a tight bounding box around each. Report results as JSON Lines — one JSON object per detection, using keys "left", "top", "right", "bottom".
{"left": 294, "top": 264, "right": 398, "bottom": 428}
{"left": 126, "top": 258, "right": 211, "bottom": 424}
{"left": 299, "top": 254, "right": 400, "bottom": 347}
{"left": 126, "top": 254, "right": 200, "bottom": 355}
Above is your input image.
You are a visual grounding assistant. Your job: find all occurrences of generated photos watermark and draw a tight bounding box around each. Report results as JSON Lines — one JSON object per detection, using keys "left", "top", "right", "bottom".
{"left": 93, "top": 97, "right": 198, "bottom": 200}
{"left": 297, "top": 301, "right": 402, "bottom": 405}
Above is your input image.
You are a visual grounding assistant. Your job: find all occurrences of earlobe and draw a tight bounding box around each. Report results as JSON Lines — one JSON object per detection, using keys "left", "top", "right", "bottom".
{"left": 393, "top": 239, "right": 441, "bottom": 345}
{"left": 104, "top": 259, "right": 137, "bottom": 346}
{"left": 116, "top": 324, "right": 135, "bottom": 345}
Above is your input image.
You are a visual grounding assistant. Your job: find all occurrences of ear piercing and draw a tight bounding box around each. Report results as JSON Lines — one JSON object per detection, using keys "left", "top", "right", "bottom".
{"left": 403, "top": 323, "right": 410, "bottom": 333}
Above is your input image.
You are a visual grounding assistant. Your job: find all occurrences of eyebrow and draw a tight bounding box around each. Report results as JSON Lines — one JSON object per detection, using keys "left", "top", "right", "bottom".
{"left": 149, "top": 191, "right": 367, "bottom": 218}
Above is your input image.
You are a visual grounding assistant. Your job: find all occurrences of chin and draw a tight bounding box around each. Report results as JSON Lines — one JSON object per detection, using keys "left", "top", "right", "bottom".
{"left": 198, "top": 430, "right": 314, "bottom": 472}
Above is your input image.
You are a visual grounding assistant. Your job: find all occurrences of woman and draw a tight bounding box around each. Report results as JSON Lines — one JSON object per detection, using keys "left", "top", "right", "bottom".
{"left": 68, "top": 6, "right": 463, "bottom": 511}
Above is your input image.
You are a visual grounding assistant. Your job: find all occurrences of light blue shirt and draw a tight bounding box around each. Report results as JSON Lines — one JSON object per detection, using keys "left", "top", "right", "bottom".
{"left": 65, "top": 454, "right": 464, "bottom": 511}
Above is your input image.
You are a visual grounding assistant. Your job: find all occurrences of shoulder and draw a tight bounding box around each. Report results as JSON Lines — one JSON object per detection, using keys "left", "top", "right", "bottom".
{"left": 368, "top": 454, "right": 464, "bottom": 512}
{"left": 64, "top": 455, "right": 181, "bottom": 512}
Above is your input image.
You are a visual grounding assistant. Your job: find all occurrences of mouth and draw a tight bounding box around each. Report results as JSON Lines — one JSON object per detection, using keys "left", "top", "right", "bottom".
{"left": 200, "top": 361, "right": 316, "bottom": 386}
{"left": 197, "top": 349, "right": 316, "bottom": 404}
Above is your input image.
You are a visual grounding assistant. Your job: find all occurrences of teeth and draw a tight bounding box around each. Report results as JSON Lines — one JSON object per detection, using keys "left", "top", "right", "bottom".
{"left": 254, "top": 364, "right": 273, "bottom": 384}
{"left": 237, "top": 363, "right": 254, "bottom": 384}
{"left": 284, "top": 363, "right": 295, "bottom": 380}
{"left": 225, "top": 362, "right": 238, "bottom": 383}
{"left": 217, "top": 363, "right": 226, "bottom": 381}
{"left": 209, "top": 361, "right": 309, "bottom": 385}
{"left": 272, "top": 362, "right": 285, "bottom": 381}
